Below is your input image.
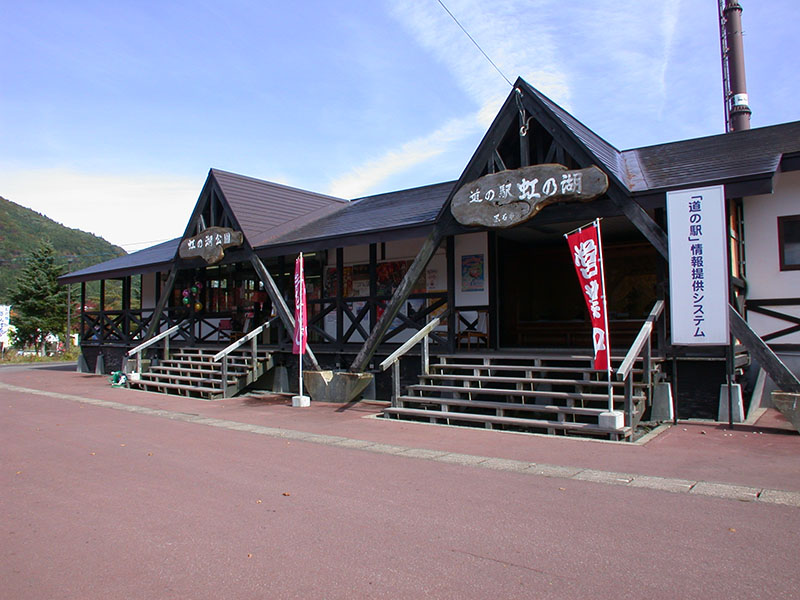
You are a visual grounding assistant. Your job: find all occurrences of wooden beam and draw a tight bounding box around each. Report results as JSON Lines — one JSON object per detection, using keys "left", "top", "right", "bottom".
{"left": 144, "top": 265, "right": 178, "bottom": 340}
{"left": 250, "top": 253, "right": 321, "bottom": 371}
{"left": 513, "top": 83, "right": 796, "bottom": 391}
{"left": 493, "top": 150, "right": 506, "bottom": 173}
{"left": 729, "top": 307, "right": 800, "bottom": 392}
{"left": 350, "top": 226, "right": 445, "bottom": 372}
{"left": 608, "top": 188, "right": 669, "bottom": 259}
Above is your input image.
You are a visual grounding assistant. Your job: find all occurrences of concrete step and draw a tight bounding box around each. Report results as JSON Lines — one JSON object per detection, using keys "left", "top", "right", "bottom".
{"left": 131, "top": 379, "right": 224, "bottom": 398}
{"left": 137, "top": 372, "right": 231, "bottom": 387}
{"left": 421, "top": 373, "right": 643, "bottom": 389}
{"left": 407, "top": 383, "right": 642, "bottom": 404}
{"left": 383, "top": 407, "right": 630, "bottom": 438}
{"left": 397, "top": 395, "right": 609, "bottom": 417}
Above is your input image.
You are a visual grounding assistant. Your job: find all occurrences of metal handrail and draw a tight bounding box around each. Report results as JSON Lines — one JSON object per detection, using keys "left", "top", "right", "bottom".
{"left": 379, "top": 316, "right": 442, "bottom": 407}
{"left": 213, "top": 321, "right": 271, "bottom": 363}
{"left": 126, "top": 320, "right": 189, "bottom": 372}
{"left": 380, "top": 316, "right": 441, "bottom": 371}
{"left": 617, "top": 300, "right": 665, "bottom": 381}
{"left": 213, "top": 320, "right": 272, "bottom": 394}
{"left": 615, "top": 300, "right": 665, "bottom": 430}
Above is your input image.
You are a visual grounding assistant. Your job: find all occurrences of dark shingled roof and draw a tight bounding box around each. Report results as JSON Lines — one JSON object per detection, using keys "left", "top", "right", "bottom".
{"left": 625, "top": 121, "right": 800, "bottom": 192}
{"left": 256, "top": 180, "right": 455, "bottom": 250}
{"left": 210, "top": 169, "right": 347, "bottom": 242}
{"left": 58, "top": 78, "right": 800, "bottom": 283}
{"left": 517, "top": 79, "right": 800, "bottom": 195}
{"left": 58, "top": 238, "right": 179, "bottom": 284}
{"left": 523, "top": 81, "right": 628, "bottom": 186}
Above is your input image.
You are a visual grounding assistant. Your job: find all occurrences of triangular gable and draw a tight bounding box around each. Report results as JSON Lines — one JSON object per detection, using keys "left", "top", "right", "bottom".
{"left": 437, "top": 77, "right": 668, "bottom": 258}
{"left": 438, "top": 77, "right": 632, "bottom": 225}
{"left": 179, "top": 168, "right": 348, "bottom": 256}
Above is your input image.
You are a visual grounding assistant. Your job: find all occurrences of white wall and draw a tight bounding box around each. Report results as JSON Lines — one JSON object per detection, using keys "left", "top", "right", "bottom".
{"left": 141, "top": 273, "right": 157, "bottom": 309}
{"left": 743, "top": 170, "right": 800, "bottom": 343}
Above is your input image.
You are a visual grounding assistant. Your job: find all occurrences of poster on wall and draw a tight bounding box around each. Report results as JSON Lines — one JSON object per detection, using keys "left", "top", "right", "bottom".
{"left": 461, "top": 254, "right": 485, "bottom": 292}
{"left": 667, "top": 185, "right": 729, "bottom": 345}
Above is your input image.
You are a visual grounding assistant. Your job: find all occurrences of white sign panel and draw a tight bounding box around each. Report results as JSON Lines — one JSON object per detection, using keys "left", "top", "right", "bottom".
{"left": 667, "top": 185, "right": 729, "bottom": 345}
{"left": 0, "top": 305, "right": 10, "bottom": 340}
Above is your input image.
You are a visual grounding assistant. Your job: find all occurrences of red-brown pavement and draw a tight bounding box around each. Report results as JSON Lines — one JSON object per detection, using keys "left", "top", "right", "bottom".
{"left": 2, "top": 362, "right": 799, "bottom": 599}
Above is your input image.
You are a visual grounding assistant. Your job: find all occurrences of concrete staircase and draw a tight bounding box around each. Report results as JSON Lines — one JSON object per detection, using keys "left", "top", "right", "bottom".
{"left": 130, "top": 347, "right": 271, "bottom": 400}
{"left": 383, "top": 352, "right": 652, "bottom": 440}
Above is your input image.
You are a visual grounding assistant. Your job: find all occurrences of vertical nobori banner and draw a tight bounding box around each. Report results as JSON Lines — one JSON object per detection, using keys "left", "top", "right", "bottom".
{"left": 293, "top": 253, "right": 307, "bottom": 355}
{"left": 565, "top": 220, "right": 611, "bottom": 372}
{"left": 667, "top": 185, "right": 729, "bottom": 345}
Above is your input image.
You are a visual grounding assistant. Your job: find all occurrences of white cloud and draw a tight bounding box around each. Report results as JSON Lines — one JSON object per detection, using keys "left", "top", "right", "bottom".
{"left": 1, "top": 168, "right": 198, "bottom": 252}
{"left": 327, "top": 0, "right": 575, "bottom": 198}
{"left": 389, "top": 0, "right": 571, "bottom": 108}
{"left": 327, "top": 100, "right": 501, "bottom": 198}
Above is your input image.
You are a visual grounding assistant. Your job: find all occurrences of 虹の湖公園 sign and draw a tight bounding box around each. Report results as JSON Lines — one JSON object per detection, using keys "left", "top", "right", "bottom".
{"left": 179, "top": 227, "right": 244, "bottom": 264}
{"left": 451, "top": 164, "right": 609, "bottom": 228}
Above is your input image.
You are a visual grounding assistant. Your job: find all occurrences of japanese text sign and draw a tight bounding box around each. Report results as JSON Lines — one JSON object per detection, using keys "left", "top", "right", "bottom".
{"left": 566, "top": 220, "right": 610, "bottom": 372}
{"left": 667, "top": 186, "right": 729, "bottom": 345}
{"left": 179, "top": 227, "right": 243, "bottom": 265}
{"left": 293, "top": 253, "right": 307, "bottom": 355}
{"left": 452, "top": 164, "right": 608, "bottom": 229}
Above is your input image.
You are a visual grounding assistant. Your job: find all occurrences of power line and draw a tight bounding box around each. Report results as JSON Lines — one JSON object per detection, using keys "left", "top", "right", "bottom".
{"left": 435, "top": 0, "right": 513, "bottom": 88}
{"left": 0, "top": 252, "right": 123, "bottom": 265}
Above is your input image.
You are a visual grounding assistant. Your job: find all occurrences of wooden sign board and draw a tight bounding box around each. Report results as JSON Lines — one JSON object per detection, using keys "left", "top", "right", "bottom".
{"left": 179, "top": 226, "right": 244, "bottom": 265}
{"left": 451, "top": 164, "right": 609, "bottom": 228}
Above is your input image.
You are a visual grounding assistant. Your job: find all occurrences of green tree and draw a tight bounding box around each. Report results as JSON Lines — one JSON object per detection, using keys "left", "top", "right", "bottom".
{"left": 10, "top": 241, "right": 67, "bottom": 353}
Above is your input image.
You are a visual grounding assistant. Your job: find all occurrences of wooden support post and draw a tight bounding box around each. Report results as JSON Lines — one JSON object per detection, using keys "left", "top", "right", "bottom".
{"left": 351, "top": 226, "right": 444, "bottom": 373}
{"left": 392, "top": 361, "right": 400, "bottom": 407}
{"left": 122, "top": 276, "right": 131, "bottom": 340}
{"left": 145, "top": 266, "right": 178, "bottom": 340}
{"left": 369, "top": 243, "right": 378, "bottom": 330}
{"left": 250, "top": 253, "right": 321, "bottom": 371}
{"left": 446, "top": 235, "right": 456, "bottom": 353}
{"left": 80, "top": 282, "right": 86, "bottom": 340}
{"left": 336, "top": 248, "right": 344, "bottom": 347}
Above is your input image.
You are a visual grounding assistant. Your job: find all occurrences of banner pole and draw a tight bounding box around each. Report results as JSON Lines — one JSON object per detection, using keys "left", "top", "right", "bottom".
{"left": 595, "top": 218, "right": 613, "bottom": 412}
{"left": 299, "top": 252, "right": 304, "bottom": 400}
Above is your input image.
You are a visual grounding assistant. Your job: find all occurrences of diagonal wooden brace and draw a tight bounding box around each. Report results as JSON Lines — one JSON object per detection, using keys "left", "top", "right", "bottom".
{"left": 250, "top": 253, "right": 321, "bottom": 372}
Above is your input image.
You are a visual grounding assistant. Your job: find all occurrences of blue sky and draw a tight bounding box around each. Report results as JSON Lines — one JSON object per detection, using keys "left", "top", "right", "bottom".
{"left": 1, "top": 0, "right": 797, "bottom": 253}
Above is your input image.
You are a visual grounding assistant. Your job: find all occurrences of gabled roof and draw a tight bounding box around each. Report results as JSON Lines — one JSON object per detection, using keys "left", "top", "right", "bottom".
{"left": 625, "top": 121, "right": 800, "bottom": 192}
{"left": 518, "top": 79, "right": 800, "bottom": 195}
{"left": 210, "top": 169, "right": 347, "bottom": 243}
{"left": 523, "top": 82, "right": 628, "bottom": 185}
{"left": 60, "top": 77, "right": 800, "bottom": 283}
{"left": 254, "top": 180, "right": 454, "bottom": 254}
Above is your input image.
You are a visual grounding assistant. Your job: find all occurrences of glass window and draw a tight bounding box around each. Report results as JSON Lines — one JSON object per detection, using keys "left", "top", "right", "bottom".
{"left": 778, "top": 215, "right": 800, "bottom": 271}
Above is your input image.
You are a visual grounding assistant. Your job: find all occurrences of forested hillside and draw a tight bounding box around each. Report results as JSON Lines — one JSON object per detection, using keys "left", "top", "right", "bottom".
{"left": 0, "top": 196, "right": 126, "bottom": 303}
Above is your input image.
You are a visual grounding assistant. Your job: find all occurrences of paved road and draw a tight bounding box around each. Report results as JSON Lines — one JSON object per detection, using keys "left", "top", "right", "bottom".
{"left": 2, "top": 363, "right": 799, "bottom": 599}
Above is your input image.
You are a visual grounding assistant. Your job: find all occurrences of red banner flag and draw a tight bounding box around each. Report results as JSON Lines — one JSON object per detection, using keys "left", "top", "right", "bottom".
{"left": 293, "top": 253, "right": 307, "bottom": 355}
{"left": 566, "top": 220, "right": 611, "bottom": 372}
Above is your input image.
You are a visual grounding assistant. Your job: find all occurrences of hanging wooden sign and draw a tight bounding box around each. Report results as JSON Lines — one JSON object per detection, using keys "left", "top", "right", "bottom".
{"left": 451, "top": 164, "right": 608, "bottom": 228}
{"left": 179, "top": 226, "right": 244, "bottom": 264}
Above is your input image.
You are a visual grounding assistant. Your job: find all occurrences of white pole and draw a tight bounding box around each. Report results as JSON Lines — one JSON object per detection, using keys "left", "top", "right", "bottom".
{"left": 298, "top": 252, "right": 304, "bottom": 401}
{"left": 299, "top": 345, "right": 303, "bottom": 399}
